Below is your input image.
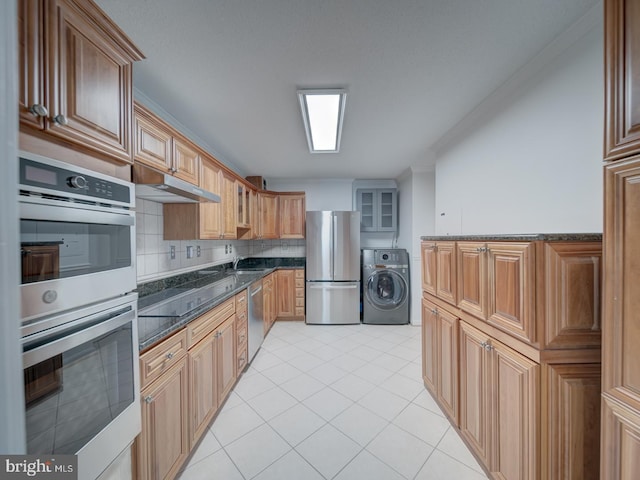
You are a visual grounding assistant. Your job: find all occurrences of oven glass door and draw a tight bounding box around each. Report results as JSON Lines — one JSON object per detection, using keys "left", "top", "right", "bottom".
{"left": 23, "top": 305, "right": 136, "bottom": 455}
{"left": 19, "top": 200, "right": 136, "bottom": 320}
{"left": 20, "top": 211, "right": 132, "bottom": 285}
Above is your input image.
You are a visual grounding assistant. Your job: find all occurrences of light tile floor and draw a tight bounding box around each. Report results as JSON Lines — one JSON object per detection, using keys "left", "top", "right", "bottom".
{"left": 178, "top": 322, "right": 488, "bottom": 480}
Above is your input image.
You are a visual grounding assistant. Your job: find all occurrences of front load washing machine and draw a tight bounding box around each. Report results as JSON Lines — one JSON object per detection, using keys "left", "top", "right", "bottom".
{"left": 362, "top": 248, "right": 410, "bottom": 324}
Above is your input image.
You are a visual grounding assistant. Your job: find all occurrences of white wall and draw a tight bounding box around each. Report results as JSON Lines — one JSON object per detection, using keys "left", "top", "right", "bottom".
{"left": 434, "top": 19, "right": 603, "bottom": 234}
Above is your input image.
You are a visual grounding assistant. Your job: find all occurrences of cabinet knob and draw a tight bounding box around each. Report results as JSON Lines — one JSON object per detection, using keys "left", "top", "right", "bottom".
{"left": 144, "top": 396, "right": 153, "bottom": 404}
{"left": 29, "top": 104, "right": 48, "bottom": 117}
{"left": 431, "top": 308, "right": 438, "bottom": 315}
{"left": 166, "top": 352, "right": 174, "bottom": 360}
{"left": 482, "top": 341, "right": 494, "bottom": 352}
{"left": 476, "top": 247, "right": 488, "bottom": 253}
{"left": 52, "top": 114, "right": 68, "bottom": 126}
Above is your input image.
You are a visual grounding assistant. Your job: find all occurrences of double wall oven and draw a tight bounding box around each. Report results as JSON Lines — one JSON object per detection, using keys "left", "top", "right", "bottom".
{"left": 19, "top": 151, "right": 140, "bottom": 480}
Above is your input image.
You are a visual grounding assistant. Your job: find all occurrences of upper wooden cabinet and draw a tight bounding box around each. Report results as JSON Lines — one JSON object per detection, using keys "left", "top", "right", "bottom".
{"left": 220, "top": 170, "right": 237, "bottom": 239}
{"left": 258, "top": 192, "right": 278, "bottom": 239}
{"left": 278, "top": 193, "right": 306, "bottom": 239}
{"left": 19, "top": 0, "right": 144, "bottom": 164}
{"left": 134, "top": 104, "right": 200, "bottom": 186}
{"left": 605, "top": 0, "right": 640, "bottom": 160}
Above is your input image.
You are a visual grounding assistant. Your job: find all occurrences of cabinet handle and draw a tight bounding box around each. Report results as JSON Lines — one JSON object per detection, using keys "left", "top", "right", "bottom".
{"left": 144, "top": 396, "right": 153, "bottom": 404}
{"left": 29, "top": 104, "right": 48, "bottom": 117}
{"left": 215, "top": 332, "right": 221, "bottom": 338}
{"left": 483, "top": 341, "right": 494, "bottom": 352}
{"left": 476, "top": 247, "right": 488, "bottom": 253}
{"left": 430, "top": 308, "right": 438, "bottom": 315}
{"left": 239, "top": 335, "right": 245, "bottom": 342}
{"left": 52, "top": 114, "right": 68, "bottom": 126}
{"left": 166, "top": 352, "right": 174, "bottom": 360}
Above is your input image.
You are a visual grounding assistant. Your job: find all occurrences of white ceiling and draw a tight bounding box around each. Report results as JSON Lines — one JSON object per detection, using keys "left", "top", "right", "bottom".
{"left": 96, "top": 0, "right": 599, "bottom": 180}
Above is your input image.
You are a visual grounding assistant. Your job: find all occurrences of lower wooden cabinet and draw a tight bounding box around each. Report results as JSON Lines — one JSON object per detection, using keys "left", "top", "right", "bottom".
{"left": 421, "top": 298, "right": 458, "bottom": 424}
{"left": 276, "top": 268, "right": 305, "bottom": 320}
{"left": 138, "top": 357, "right": 189, "bottom": 480}
{"left": 263, "top": 273, "right": 276, "bottom": 333}
{"left": 459, "top": 320, "right": 539, "bottom": 479}
{"left": 136, "top": 292, "right": 244, "bottom": 480}
{"left": 456, "top": 319, "right": 601, "bottom": 480}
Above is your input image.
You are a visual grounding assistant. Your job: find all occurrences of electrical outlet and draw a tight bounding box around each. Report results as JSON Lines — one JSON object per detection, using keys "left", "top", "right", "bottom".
{"left": 225, "top": 244, "right": 228, "bottom": 254}
{"left": 186, "top": 246, "right": 194, "bottom": 259}
{"left": 281, "top": 241, "right": 289, "bottom": 251}
{"left": 170, "top": 245, "right": 176, "bottom": 260}
{"left": 196, "top": 246, "right": 201, "bottom": 257}
{"left": 229, "top": 244, "right": 233, "bottom": 253}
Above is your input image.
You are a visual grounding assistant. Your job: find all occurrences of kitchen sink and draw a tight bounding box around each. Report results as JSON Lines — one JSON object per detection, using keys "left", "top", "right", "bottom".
{"left": 226, "top": 268, "right": 271, "bottom": 276}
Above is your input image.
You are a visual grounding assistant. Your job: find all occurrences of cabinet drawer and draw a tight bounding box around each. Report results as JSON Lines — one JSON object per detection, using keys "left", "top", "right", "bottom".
{"left": 236, "top": 308, "right": 247, "bottom": 323}
{"left": 295, "top": 287, "right": 304, "bottom": 298}
{"left": 237, "top": 325, "right": 247, "bottom": 348}
{"left": 235, "top": 290, "right": 247, "bottom": 310}
{"left": 237, "top": 346, "right": 248, "bottom": 373}
{"left": 295, "top": 307, "right": 305, "bottom": 317}
{"left": 295, "top": 297, "right": 305, "bottom": 307}
{"left": 295, "top": 278, "right": 304, "bottom": 288}
{"left": 295, "top": 269, "right": 305, "bottom": 279}
{"left": 140, "top": 330, "right": 187, "bottom": 389}
{"left": 187, "top": 298, "right": 235, "bottom": 348}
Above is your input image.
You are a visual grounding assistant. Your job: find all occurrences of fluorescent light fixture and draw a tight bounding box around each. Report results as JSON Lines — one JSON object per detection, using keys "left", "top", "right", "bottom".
{"left": 297, "top": 89, "right": 347, "bottom": 153}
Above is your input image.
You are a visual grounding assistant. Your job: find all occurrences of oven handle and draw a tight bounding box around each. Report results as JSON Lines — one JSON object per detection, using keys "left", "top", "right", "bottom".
{"left": 22, "top": 307, "right": 135, "bottom": 369}
{"left": 20, "top": 201, "right": 134, "bottom": 226}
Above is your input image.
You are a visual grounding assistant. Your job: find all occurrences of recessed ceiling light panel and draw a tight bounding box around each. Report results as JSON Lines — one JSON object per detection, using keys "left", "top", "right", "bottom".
{"left": 297, "top": 89, "right": 347, "bottom": 153}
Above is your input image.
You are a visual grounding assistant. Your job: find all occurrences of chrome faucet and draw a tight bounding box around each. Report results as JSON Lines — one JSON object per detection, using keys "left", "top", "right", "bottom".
{"left": 232, "top": 256, "right": 244, "bottom": 270}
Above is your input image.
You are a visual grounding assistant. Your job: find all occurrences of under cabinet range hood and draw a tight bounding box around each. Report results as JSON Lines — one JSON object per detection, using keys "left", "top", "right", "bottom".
{"left": 133, "top": 164, "right": 220, "bottom": 203}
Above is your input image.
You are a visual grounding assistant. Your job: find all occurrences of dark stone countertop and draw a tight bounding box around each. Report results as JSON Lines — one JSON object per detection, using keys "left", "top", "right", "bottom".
{"left": 420, "top": 233, "right": 602, "bottom": 242}
{"left": 136, "top": 257, "right": 305, "bottom": 351}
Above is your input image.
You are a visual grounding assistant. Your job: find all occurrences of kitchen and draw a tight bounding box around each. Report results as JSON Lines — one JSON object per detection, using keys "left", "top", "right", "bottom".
{"left": 0, "top": 0, "right": 636, "bottom": 479}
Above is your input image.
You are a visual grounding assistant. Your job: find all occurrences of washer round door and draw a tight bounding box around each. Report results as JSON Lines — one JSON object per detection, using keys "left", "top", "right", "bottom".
{"left": 365, "top": 269, "right": 408, "bottom": 311}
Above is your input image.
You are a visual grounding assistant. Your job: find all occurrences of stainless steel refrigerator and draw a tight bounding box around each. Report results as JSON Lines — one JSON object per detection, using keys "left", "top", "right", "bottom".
{"left": 306, "top": 211, "right": 361, "bottom": 324}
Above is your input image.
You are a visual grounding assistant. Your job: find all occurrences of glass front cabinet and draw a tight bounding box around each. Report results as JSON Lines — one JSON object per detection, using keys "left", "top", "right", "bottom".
{"left": 356, "top": 188, "right": 397, "bottom": 232}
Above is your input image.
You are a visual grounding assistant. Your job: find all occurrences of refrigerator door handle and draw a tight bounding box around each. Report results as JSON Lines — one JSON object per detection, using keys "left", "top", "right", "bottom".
{"left": 308, "top": 284, "right": 359, "bottom": 290}
{"left": 331, "top": 212, "right": 337, "bottom": 280}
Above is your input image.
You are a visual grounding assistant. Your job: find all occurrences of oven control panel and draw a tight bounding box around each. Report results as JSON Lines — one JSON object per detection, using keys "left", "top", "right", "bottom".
{"left": 19, "top": 154, "right": 133, "bottom": 206}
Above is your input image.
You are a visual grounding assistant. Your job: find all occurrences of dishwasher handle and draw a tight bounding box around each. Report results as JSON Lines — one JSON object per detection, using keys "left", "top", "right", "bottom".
{"left": 250, "top": 285, "right": 263, "bottom": 296}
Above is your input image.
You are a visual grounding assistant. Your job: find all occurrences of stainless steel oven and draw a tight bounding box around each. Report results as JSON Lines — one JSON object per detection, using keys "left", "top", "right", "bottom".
{"left": 22, "top": 295, "right": 140, "bottom": 480}
{"left": 19, "top": 151, "right": 136, "bottom": 322}
{"left": 18, "top": 151, "right": 140, "bottom": 479}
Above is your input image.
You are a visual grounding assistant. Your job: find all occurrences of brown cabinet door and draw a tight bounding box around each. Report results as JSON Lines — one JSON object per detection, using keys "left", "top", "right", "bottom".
{"left": 188, "top": 332, "right": 218, "bottom": 445}
{"left": 605, "top": 0, "right": 640, "bottom": 160}
{"left": 45, "top": 0, "right": 136, "bottom": 163}
{"left": 18, "top": 0, "right": 45, "bottom": 129}
{"left": 220, "top": 171, "right": 237, "bottom": 239}
{"left": 172, "top": 137, "right": 200, "bottom": 185}
{"left": 421, "top": 242, "right": 437, "bottom": 296}
{"left": 436, "top": 242, "right": 457, "bottom": 304}
{"left": 259, "top": 193, "right": 278, "bottom": 239}
{"left": 279, "top": 194, "right": 306, "bottom": 239}
{"left": 276, "top": 269, "right": 295, "bottom": 318}
{"left": 217, "top": 317, "right": 237, "bottom": 402}
{"left": 487, "top": 243, "right": 535, "bottom": 344}
{"left": 601, "top": 395, "right": 640, "bottom": 480}
{"left": 459, "top": 321, "right": 492, "bottom": 467}
{"left": 198, "top": 158, "right": 222, "bottom": 239}
{"left": 543, "top": 243, "right": 602, "bottom": 348}
{"left": 543, "top": 363, "right": 601, "bottom": 480}
{"left": 134, "top": 109, "right": 173, "bottom": 172}
{"left": 138, "top": 358, "right": 190, "bottom": 480}
{"left": 491, "top": 339, "right": 539, "bottom": 480}
{"left": 437, "top": 307, "right": 459, "bottom": 425}
{"left": 603, "top": 157, "right": 640, "bottom": 460}
{"left": 457, "top": 242, "right": 488, "bottom": 320}
{"left": 421, "top": 298, "right": 438, "bottom": 394}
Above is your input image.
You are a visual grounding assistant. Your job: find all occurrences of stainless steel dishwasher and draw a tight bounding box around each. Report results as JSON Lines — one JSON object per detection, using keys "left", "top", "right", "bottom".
{"left": 248, "top": 280, "right": 264, "bottom": 362}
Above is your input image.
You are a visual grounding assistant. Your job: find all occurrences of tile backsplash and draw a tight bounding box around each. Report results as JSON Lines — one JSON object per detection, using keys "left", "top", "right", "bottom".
{"left": 135, "top": 199, "right": 306, "bottom": 282}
